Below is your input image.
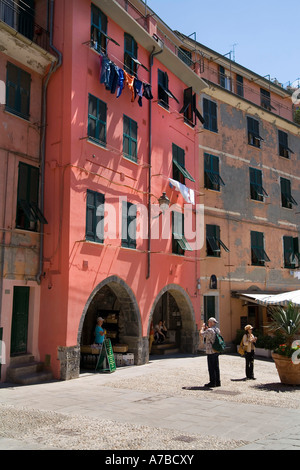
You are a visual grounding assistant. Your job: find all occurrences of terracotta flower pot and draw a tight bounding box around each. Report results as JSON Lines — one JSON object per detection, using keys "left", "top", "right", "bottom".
{"left": 272, "top": 352, "right": 300, "bottom": 385}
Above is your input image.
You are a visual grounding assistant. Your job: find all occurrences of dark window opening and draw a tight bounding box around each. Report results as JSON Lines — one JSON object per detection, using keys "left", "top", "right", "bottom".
{"left": 206, "top": 225, "right": 230, "bottom": 257}
{"left": 204, "top": 153, "right": 225, "bottom": 191}
{"left": 247, "top": 117, "right": 263, "bottom": 148}
{"left": 251, "top": 231, "right": 270, "bottom": 266}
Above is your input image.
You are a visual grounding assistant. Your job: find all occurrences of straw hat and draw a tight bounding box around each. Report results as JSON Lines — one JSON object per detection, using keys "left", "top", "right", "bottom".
{"left": 244, "top": 324, "right": 253, "bottom": 331}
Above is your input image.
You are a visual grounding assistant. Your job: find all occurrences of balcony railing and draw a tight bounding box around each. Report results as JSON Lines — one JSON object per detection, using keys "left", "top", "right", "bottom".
{"left": 0, "top": 0, "right": 50, "bottom": 52}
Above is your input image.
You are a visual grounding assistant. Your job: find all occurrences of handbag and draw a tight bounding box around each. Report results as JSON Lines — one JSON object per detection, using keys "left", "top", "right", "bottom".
{"left": 238, "top": 339, "right": 245, "bottom": 356}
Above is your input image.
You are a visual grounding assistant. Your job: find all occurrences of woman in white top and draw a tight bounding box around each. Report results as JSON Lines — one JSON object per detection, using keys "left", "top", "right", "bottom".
{"left": 242, "top": 324, "right": 257, "bottom": 380}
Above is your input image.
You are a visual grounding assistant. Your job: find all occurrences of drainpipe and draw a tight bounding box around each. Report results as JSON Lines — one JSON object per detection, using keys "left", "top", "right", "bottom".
{"left": 0, "top": 151, "right": 9, "bottom": 327}
{"left": 37, "top": 0, "right": 62, "bottom": 284}
{"left": 147, "top": 46, "right": 163, "bottom": 279}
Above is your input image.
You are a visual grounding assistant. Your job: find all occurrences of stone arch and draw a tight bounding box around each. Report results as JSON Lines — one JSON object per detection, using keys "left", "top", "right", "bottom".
{"left": 148, "top": 284, "right": 197, "bottom": 355}
{"left": 78, "top": 276, "right": 144, "bottom": 364}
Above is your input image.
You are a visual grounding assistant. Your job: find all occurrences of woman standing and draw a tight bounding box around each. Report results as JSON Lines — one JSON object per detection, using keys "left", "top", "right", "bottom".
{"left": 243, "top": 325, "right": 257, "bottom": 380}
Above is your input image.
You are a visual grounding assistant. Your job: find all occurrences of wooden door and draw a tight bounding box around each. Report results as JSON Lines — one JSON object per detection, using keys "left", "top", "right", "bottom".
{"left": 10, "top": 286, "right": 29, "bottom": 356}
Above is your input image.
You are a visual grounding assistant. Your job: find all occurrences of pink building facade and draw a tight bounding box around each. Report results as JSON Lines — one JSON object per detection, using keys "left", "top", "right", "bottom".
{"left": 2, "top": 0, "right": 299, "bottom": 383}
{"left": 39, "top": 0, "right": 207, "bottom": 379}
{"left": 0, "top": 0, "right": 56, "bottom": 381}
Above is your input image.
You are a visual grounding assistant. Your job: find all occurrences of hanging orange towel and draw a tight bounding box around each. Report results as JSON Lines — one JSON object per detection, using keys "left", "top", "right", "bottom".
{"left": 124, "top": 71, "right": 135, "bottom": 102}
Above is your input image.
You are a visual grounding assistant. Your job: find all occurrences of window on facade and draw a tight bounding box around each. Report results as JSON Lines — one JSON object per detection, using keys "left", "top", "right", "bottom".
{"left": 86, "top": 190, "right": 105, "bottom": 243}
{"left": 280, "top": 177, "right": 298, "bottom": 209}
{"left": 283, "top": 236, "right": 299, "bottom": 269}
{"left": 124, "top": 33, "right": 138, "bottom": 76}
{"left": 251, "top": 231, "right": 270, "bottom": 266}
{"left": 172, "top": 144, "right": 195, "bottom": 184}
{"left": 178, "top": 48, "right": 193, "bottom": 67}
{"left": 249, "top": 168, "right": 268, "bottom": 202}
{"left": 88, "top": 94, "right": 107, "bottom": 146}
{"left": 91, "top": 4, "right": 107, "bottom": 54}
{"left": 236, "top": 74, "right": 244, "bottom": 97}
{"left": 203, "top": 98, "right": 218, "bottom": 132}
{"left": 6, "top": 62, "right": 31, "bottom": 119}
{"left": 260, "top": 88, "right": 275, "bottom": 111}
{"left": 16, "top": 162, "right": 47, "bottom": 231}
{"left": 158, "top": 69, "right": 179, "bottom": 110}
{"left": 247, "top": 117, "right": 263, "bottom": 148}
{"left": 204, "top": 153, "right": 225, "bottom": 191}
{"left": 179, "top": 87, "right": 205, "bottom": 127}
{"left": 278, "top": 130, "right": 293, "bottom": 159}
{"left": 206, "top": 225, "right": 229, "bottom": 257}
{"left": 172, "top": 211, "right": 192, "bottom": 255}
{"left": 121, "top": 201, "right": 137, "bottom": 249}
{"left": 1, "top": 0, "right": 34, "bottom": 40}
{"left": 219, "top": 66, "right": 231, "bottom": 91}
{"left": 123, "top": 115, "right": 137, "bottom": 162}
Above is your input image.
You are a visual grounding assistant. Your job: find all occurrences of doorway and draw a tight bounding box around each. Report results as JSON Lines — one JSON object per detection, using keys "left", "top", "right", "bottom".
{"left": 10, "top": 286, "right": 29, "bottom": 356}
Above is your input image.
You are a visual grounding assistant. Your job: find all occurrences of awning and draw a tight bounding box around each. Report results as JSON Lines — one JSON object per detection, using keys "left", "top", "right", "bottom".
{"left": 238, "top": 290, "right": 300, "bottom": 307}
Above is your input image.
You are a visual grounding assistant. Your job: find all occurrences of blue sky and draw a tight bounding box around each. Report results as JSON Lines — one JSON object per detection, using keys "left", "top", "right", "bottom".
{"left": 147, "top": 0, "right": 299, "bottom": 87}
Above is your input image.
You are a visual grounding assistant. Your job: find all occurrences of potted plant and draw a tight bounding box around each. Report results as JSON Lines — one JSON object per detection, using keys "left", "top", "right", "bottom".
{"left": 255, "top": 332, "right": 285, "bottom": 358}
{"left": 268, "top": 302, "right": 300, "bottom": 385}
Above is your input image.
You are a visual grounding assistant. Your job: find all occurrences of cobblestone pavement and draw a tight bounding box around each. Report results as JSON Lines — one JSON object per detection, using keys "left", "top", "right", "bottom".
{"left": 0, "top": 354, "right": 300, "bottom": 451}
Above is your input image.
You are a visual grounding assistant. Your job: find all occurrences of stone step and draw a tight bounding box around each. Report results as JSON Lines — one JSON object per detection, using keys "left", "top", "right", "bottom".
{"left": 12, "top": 371, "right": 53, "bottom": 386}
{"left": 6, "top": 361, "right": 44, "bottom": 381}
{"left": 9, "top": 354, "right": 35, "bottom": 366}
{"left": 151, "top": 342, "right": 180, "bottom": 355}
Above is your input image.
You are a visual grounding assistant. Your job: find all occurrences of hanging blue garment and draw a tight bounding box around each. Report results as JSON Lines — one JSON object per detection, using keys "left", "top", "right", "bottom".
{"left": 134, "top": 78, "right": 143, "bottom": 107}
{"left": 100, "top": 56, "right": 111, "bottom": 87}
{"left": 143, "top": 83, "right": 153, "bottom": 100}
{"left": 109, "top": 64, "right": 119, "bottom": 94}
{"left": 116, "top": 69, "right": 125, "bottom": 98}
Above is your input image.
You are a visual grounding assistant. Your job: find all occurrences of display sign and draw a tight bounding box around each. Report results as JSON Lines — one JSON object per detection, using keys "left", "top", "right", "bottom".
{"left": 95, "top": 339, "right": 116, "bottom": 373}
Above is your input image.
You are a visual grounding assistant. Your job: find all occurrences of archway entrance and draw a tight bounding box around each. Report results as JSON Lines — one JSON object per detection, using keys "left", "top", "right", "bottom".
{"left": 78, "top": 276, "right": 143, "bottom": 369}
{"left": 149, "top": 285, "right": 196, "bottom": 356}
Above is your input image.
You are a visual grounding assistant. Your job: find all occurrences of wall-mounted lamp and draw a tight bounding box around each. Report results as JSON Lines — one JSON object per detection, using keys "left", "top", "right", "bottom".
{"left": 158, "top": 192, "right": 170, "bottom": 212}
{"left": 197, "top": 279, "right": 201, "bottom": 290}
{"left": 153, "top": 192, "right": 170, "bottom": 219}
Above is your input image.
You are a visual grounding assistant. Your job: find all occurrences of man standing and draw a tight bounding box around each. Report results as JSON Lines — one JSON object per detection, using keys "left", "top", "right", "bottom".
{"left": 200, "top": 317, "right": 221, "bottom": 388}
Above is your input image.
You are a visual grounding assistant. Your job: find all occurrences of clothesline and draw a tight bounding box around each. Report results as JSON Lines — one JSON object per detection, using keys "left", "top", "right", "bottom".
{"left": 99, "top": 53, "right": 153, "bottom": 107}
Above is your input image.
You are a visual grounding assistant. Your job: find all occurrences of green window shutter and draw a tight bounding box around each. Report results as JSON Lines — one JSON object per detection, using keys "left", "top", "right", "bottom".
{"left": 91, "top": 4, "right": 108, "bottom": 54}
{"left": 122, "top": 201, "right": 136, "bottom": 249}
{"left": 278, "top": 130, "right": 294, "bottom": 158}
{"left": 123, "top": 115, "right": 137, "bottom": 162}
{"left": 172, "top": 211, "right": 192, "bottom": 254}
{"left": 247, "top": 117, "right": 263, "bottom": 147}
{"left": 249, "top": 168, "right": 268, "bottom": 201}
{"left": 204, "top": 153, "right": 225, "bottom": 190}
{"left": 124, "top": 33, "right": 138, "bottom": 76}
{"left": 16, "top": 163, "right": 46, "bottom": 230}
{"left": 86, "top": 190, "right": 104, "bottom": 243}
{"left": 6, "top": 63, "right": 31, "bottom": 119}
{"left": 283, "top": 236, "right": 294, "bottom": 268}
{"left": 172, "top": 143, "right": 195, "bottom": 183}
{"left": 206, "top": 224, "right": 229, "bottom": 257}
{"left": 251, "top": 231, "right": 270, "bottom": 266}
{"left": 88, "top": 94, "right": 107, "bottom": 146}
{"left": 280, "top": 177, "right": 298, "bottom": 208}
{"left": 203, "top": 98, "right": 218, "bottom": 133}
{"left": 283, "top": 236, "right": 299, "bottom": 268}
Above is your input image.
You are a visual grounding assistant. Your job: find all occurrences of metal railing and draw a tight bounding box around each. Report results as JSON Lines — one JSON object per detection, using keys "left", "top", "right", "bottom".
{"left": 0, "top": 0, "right": 50, "bottom": 52}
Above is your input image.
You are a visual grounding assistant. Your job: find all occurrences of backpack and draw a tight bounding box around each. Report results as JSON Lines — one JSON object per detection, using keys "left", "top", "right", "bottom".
{"left": 212, "top": 329, "right": 226, "bottom": 353}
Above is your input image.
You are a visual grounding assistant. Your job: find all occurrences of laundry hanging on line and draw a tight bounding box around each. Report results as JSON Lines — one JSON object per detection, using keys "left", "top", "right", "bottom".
{"left": 169, "top": 178, "right": 195, "bottom": 205}
{"left": 99, "top": 54, "right": 153, "bottom": 106}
